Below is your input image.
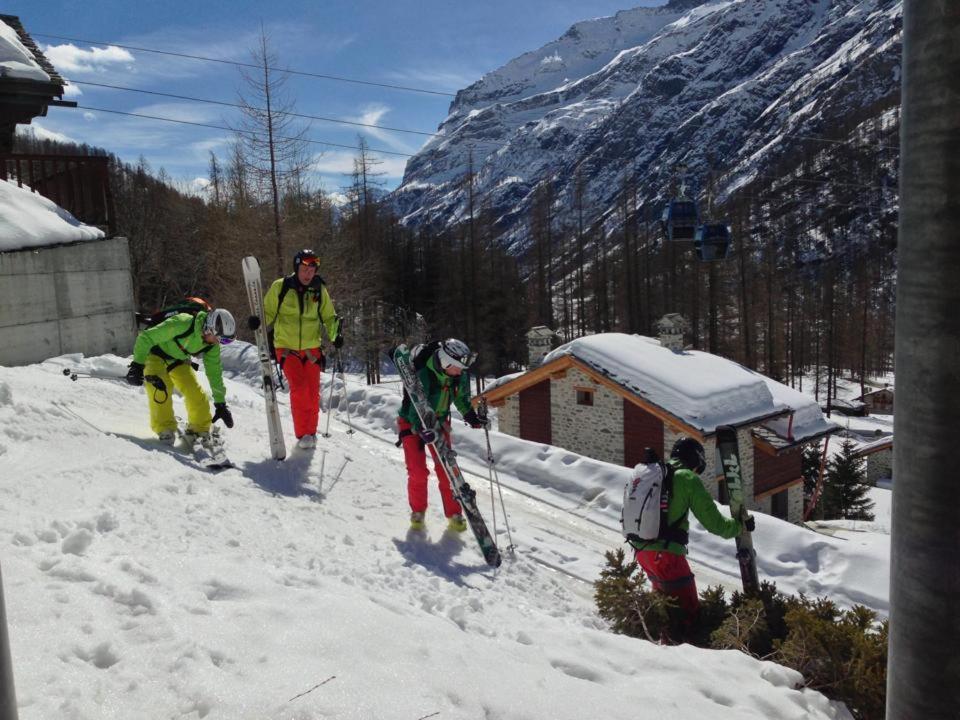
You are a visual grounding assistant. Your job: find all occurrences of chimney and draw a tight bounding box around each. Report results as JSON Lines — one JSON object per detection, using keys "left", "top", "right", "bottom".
{"left": 526, "top": 326, "right": 557, "bottom": 368}
{"left": 656, "top": 314, "right": 689, "bottom": 353}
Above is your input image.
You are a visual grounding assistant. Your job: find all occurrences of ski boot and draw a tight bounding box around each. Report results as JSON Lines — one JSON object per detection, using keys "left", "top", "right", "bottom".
{"left": 410, "top": 511, "right": 426, "bottom": 531}
{"left": 447, "top": 514, "right": 467, "bottom": 533}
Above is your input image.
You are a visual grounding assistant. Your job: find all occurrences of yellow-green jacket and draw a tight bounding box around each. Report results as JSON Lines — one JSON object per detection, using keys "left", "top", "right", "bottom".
{"left": 131, "top": 311, "right": 227, "bottom": 403}
{"left": 263, "top": 275, "right": 339, "bottom": 351}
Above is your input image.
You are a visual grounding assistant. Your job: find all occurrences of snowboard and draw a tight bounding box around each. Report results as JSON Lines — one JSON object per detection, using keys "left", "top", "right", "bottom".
{"left": 393, "top": 344, "right": 502, "bottom": 568}
{"left": 242, "top": 256, "right": 287, "bottom": 461}
{"left": 716, "top": 425, "right": 760, "bottom": 595}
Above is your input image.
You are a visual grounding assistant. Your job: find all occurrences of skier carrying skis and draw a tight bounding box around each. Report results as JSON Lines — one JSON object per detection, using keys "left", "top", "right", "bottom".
{"left": 397, "top": 339, "right": 486, "bottom": 532}
{"left": 248, "top": 249, "right": 342, "bottom": 450}
{"left": 628, "top": 437, "right": 755, "bottom": 638}
{"left": 126, "top": 307, "right": 237, "bottom": 444}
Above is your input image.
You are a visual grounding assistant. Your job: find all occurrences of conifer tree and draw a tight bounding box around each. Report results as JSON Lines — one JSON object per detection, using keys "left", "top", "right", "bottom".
{"left": 822, "top": 438, "right": 875, "bottom": 520}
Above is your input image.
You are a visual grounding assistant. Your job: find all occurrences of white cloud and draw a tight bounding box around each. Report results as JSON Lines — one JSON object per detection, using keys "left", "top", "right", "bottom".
{"left": 83, "top": 112, "right": 96, "bottom": 121}
{"left": 16, "top": 122, "right": 77, "bottom": 144}
{"left": 341, "top": 104, "right": 420, "bottom": 155}
{"left": 62, "top": 82, "right": 82, "bottom": 98}
{"left": 43, "top": 43, "right": 134, "bottom": 74}
{"left": 310, "top": 150, "right": 407, "bottom": 179}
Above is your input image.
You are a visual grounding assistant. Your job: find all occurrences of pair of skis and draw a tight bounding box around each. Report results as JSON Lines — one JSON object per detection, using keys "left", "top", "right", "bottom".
{"left": 393, "top": 345, "right": 502, "bottom": 568}
{"left": 715, "top": 425, "right": 760, "bottom": 595}
{"left": 242, "top": 256, "right": 287, "bottom": 461}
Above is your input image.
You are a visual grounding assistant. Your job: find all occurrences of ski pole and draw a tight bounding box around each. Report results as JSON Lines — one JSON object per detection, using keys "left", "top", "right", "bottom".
{"left": 321, "top": 358, "right": 336, "bottom": 439}
{"left": 479, "top": 400, "right": 515, "bottom": 555}
{"left": 63, "top": 367, "right": 167, "bottom": 394}
{"left": 336, "top": 349, "right": 355, "bottom": 435}
{"left": 318, "top": 449, "right": 328, "bottom": 493}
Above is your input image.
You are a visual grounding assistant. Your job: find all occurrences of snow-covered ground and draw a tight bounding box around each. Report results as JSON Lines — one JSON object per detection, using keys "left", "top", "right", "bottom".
{"left": 0, "top": 345, "right": 886, "bottom": 718}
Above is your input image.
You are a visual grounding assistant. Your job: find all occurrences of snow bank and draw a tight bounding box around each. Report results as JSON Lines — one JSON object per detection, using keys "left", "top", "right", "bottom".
{"left": 0, "top": 179, "right": 105, "bottom": 249}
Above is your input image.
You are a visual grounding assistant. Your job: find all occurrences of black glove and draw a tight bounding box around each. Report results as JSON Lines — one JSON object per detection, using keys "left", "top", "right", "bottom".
{"left": 418, "top": 427, "right": 438, "bottom": 445}
{"left": 247, "top": 315, "right": 261, "bottom": 331}
{"left": 333, "top": 334, "right": 344, "bottom": 349}
{"left": 743, "top": 515, "right": 756, "bottom": 533}
{"left": 126, "top": 362, "right": 144, "bottom": 387}
{"left": 213, "top": 402, "right": 234, "bottom": 428}
{"left": 463, "top": 408, "right": 487, "bottom": 429}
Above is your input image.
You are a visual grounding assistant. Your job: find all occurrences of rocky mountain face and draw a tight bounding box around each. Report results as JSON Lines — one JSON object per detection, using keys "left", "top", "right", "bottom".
{"left": 392, "top": 0, "right": 901, "bottom": 249}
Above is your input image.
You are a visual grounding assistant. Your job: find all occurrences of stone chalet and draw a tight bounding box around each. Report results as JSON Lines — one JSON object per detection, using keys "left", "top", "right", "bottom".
{"left": 858, "top": 387, "right": 894, "bottom": 414}
{"left": 478, "top": 333, "right": 838, "bottom": 524}
{"left": 851, "top": 436, "right": 894, "bottom": 486}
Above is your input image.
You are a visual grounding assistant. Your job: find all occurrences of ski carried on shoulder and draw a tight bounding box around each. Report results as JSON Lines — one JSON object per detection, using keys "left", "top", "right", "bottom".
{"left": 715, "top": 425, "right": 760, "bottom": 595}
{"left": 393, "top": 344, "right": 502, "bottom": 568}
{"left": 242, "top": 256, "right": 286, "bottom": 461}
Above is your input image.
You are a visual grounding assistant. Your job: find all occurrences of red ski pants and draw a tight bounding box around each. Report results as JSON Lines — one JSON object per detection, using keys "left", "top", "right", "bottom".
{"left": 634, "top": 549, "right": 700, "bottom": 625}
{"left": 398, "top": 418, "right": 462, "bottom": 517}
{"left": 276, "top": 348, "right": 324, "bottom": 438}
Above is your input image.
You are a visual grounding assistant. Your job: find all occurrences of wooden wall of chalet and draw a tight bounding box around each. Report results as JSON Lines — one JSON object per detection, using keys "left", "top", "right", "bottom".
{"left": 519, "top": 380, "right": 551, "bottom": 445}
{"left": 753, "top": 446, "right": 802, "bottom": 497}
{"left": 623, "top": 400, "right": 664, "bottom": 467}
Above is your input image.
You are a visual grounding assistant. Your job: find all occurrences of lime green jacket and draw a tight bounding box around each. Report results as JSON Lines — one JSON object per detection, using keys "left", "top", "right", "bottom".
{"left": 633, "top": 460, "right": 743, "bottom": 556}
{"left": 263, "top": 275, "right": 339, "bottom": 351}
{"left": 398, "top": 352, "right": 473, "bottom": 430}
{"left": 132, "top": 312, "right": 227, "bottom": 403}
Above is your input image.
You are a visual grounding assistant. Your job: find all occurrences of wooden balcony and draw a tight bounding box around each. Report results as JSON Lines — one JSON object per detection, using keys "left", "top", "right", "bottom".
{"left": 0, "top": 154, "right": 116, "bottom": 235}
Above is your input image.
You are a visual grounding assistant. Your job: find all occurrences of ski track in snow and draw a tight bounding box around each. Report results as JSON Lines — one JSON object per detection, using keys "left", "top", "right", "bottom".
{"left": 0, "top": 356, "right": 858, "bottom": 719}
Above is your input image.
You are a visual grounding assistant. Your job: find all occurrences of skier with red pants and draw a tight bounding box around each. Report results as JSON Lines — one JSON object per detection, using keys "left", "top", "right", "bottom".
{"left": 397, "top": 339, "right": 486, "bottom": 532}
{"left": 628, "top": 437, "right": 754, "bottom": 640}
{"left": 249, "top": 249, "right": 342, "bottom": 450}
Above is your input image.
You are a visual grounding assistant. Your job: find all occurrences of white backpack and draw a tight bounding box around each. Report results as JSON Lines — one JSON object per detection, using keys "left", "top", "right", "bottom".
{"left": 621, "top": 460, "right": 670, "bottom": 545}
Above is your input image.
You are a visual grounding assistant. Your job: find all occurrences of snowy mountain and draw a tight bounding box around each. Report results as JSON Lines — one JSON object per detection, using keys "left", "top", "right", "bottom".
{"left": 0, "top": 348, "right": 888, "bottom": 717}
{"left": 392, "top": 0, "right": 901, "bottom": 247}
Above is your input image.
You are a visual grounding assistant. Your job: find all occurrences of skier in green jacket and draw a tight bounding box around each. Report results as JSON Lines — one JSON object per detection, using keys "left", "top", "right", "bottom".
{"left": 397, "top": 339, "right": 487, "bottom": 532}
{"left": 628, "top": 437, "right": 754, "bottom": 637}
{"left": 126, "top": 308, "right": 236, "bottom": 444}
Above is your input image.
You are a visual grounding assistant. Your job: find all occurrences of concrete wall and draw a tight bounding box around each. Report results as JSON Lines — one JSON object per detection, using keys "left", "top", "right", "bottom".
{"left": 0, "top": 237, "right": 136, "bottom": 366}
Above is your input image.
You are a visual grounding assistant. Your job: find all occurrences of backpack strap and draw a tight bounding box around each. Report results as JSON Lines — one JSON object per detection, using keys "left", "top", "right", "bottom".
{"left": 659, "top": 465, "right": 689, "bottom": 546}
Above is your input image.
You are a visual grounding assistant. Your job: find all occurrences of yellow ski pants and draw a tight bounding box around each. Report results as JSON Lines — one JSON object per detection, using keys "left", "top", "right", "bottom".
{"left": 144, "top": 356, "right": 212, "bottom": 435}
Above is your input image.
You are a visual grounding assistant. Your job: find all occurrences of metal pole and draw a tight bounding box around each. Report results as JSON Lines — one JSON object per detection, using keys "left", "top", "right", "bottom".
{"left": 888, "top": 3, "right": 960, "bottom": 717}
{"left": 0, "top": 564, "right": 19, "bottom": 720}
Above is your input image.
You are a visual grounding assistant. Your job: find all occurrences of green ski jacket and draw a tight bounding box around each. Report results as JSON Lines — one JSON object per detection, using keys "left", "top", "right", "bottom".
{"left": 132, "top": 311, "right": 227, "bottom": 404}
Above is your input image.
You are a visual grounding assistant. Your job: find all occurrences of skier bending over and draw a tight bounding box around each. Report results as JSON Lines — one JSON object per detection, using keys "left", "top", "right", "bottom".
{"left": 628, "top": 437, "right": 754, "bottom": 639}
{"left": 126, "top": 308, "right": 237, "bottom": 444}
{"left": 397, "top": 339, "right": 487, "bottom": 532}
{"left": 249, "top": 249, "right": 342, "bottom": 450}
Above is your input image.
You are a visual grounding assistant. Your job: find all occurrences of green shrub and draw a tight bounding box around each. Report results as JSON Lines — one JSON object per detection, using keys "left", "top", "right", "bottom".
{"left": 594, "top": 550, "right": 888, "bottom": 718}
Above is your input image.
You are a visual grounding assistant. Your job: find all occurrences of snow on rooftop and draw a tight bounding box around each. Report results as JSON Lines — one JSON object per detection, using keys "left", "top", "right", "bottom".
{"left": 0, "top": 19, "right": 50, "bottom": 82}
{"left": 0, "top": 179, "right": 105, "bottom": 250}
{"left": 756, "top": 373, "right": 839, "bottom": 443}
{"left": 542, "top": 333, "right": 835, "bottom": 436}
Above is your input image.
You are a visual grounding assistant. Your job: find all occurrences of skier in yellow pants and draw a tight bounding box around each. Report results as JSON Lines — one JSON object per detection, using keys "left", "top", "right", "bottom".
{"left": 126, "top": 308, "right": 237, "bottom": 444}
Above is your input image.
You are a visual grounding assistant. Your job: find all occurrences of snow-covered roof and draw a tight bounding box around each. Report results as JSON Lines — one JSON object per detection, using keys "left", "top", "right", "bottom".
{"left": 0, "top": 18, "right": 50, "bottom": 82}
{"left": 0, "top": 179, "right": 105, "bottom": 249}
{"left": 851, "top": 435, "right": 893, "bottom": 457}
{"left": 533, "top": 333, "right": 836, "bottom": 442}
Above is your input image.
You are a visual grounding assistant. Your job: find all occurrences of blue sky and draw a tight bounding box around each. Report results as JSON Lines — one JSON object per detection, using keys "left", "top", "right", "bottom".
{"left": 7, "top": 1, "right": 664, "bottom": 194}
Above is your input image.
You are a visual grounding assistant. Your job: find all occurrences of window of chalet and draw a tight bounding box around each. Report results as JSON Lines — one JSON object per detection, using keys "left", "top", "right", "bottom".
{"left": 576, "top": 388, "right": 594, "bottom": 406}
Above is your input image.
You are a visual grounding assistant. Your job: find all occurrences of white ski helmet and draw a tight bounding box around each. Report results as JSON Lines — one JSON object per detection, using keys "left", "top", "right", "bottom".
{"left": 436, "top": 338, "right": 476, "bottom": 370}
{"left": 203, "top": 308, "right": 236, "bottom": 342}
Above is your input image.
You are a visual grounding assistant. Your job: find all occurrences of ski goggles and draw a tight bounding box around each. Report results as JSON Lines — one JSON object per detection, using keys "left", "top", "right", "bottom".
{"left": 298, "top": 255, "right": 320, "bottom": 267}
{"left": 218, "top": 336, "right": 234, "bottom": 345}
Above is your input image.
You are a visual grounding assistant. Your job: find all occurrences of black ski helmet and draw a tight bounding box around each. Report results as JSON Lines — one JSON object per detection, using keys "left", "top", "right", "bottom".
{"left": 294, "top": 248, "right": 319, "bottom": 270}
{"left": 671, "top": 437, "right": 706, "bottom": 474}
